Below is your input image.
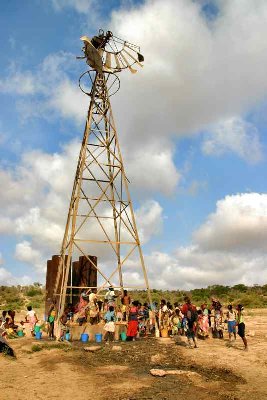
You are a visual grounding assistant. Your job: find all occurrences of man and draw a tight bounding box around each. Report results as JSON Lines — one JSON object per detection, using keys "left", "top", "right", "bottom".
{"left": 105, "top": 287, "right": 118, "bottom": 307}
{"left": 181, "top": 296, "right": 198, "bottom": 348}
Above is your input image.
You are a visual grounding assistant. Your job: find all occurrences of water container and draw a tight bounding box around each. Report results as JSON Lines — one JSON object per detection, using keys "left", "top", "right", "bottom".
{"left": 95, "top": 333, "right": 102, "bottom": 343}
{"left": 17, "top": 330, "right": 24, "bottom": 337}
{"left": 160, "top": 328, "right": 169, "bottom": 338}
{"left": 120, "top": 331, "right": 127, "bottom": 341}
{"left": 34, "top": 325, "right": 41, "bottom": 333}
{"left": 35, "top": 331, "right": 42, "bottom": 340}
{"left": 81, "top": 333, "right": 89, "bottom": 342}
{"left": 65, "top": 333, "right": 71, "bottom": 341}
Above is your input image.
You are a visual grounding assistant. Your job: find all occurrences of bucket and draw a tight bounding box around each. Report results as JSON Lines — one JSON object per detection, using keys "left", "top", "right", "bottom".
{"left": 17, "top": 330, "right": 24, "bottom": 337}
{"left": 35, "top": 331, "right": 42, "bottom": 340}
{"left": 160, "top": 328, "right": 169, "bottom": 338}
{"left": 81, "top": 333, "right": 89, "bottom": 342}
{"left": 34, "top": 325, "right": 40, "bottom": 333}
{"left": 95, "top": 333, "right": 102, "bottom": 343}
{"left": 65, "top": 332, "right": 71, "bottom": 341}
{"left": 120, "top": 331, "right": 127, "bottom": 341}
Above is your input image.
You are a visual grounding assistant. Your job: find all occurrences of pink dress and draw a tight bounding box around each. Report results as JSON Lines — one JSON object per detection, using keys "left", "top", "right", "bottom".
{"left": 27, "top": 310, "right": 37, "bottom": 331}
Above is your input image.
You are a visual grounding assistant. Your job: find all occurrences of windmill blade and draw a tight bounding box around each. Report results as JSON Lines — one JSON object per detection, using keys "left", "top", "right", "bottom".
{"left": 80, "top": 35, "right": 91, "bottom": 43}
{"left": 98, "top": 48, "right": 104, "bottom": 58}
{"left": 104, "top": 52, "right": 112, "bottom": 69}
{"left": 114, "top": 53, "right": 122, "bottom": 70}
{"left": 120, "top": 53, "right": 137, "bottom": 74}
{"left": 122, "top": 48, "right": 144, "bottom": 67}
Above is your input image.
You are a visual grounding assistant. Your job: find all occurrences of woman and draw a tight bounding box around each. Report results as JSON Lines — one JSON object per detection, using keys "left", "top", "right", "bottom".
{"left": 126, "top": 301, "right": 139, "bottom": 341}
{"left": 198, "top": 303, "right": 209, "bottom": 339}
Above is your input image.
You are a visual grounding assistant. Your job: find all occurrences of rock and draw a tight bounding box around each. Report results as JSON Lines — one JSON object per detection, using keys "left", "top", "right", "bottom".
{"left": 166, "top": 370, "right": 201, "bottom": 378}
{"left": 155, "top": 337, "right": 173, "bottom": 345}
{"left": 84, "top": 346, "right": 101, "bottom": 352}
{"left": 150, "top": 368, "right": 202, "bottom": 380}
{"left": 151, "top": 353, "right": 166, "bottom": 364}
{"left": 150, "top": 369, "right": 166, "bottom": 377}
{"left": 112, "top": 345, "right": 122, "bottom": 351}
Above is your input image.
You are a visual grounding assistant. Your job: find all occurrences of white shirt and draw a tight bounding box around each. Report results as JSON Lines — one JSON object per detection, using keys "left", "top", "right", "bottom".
{"left": 89, "top": 293, "right": 97, "bottom": 302}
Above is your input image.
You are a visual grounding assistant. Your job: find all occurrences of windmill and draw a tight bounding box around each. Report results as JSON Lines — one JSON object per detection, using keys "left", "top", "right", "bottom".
{"left": 53, "top": 30, "right": 152, "bottom": 323}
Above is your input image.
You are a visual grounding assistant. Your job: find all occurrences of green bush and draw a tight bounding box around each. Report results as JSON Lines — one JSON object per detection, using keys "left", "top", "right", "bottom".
{"left": 26, "top": 288, "right": 43, "bottom": 297}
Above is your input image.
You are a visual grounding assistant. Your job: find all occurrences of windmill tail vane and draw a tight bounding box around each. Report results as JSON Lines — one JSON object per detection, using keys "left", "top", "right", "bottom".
{"left": 78, "top": 29, "right": 144, "bottom": 74}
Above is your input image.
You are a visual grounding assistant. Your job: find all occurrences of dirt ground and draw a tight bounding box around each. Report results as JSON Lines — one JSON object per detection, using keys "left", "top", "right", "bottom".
{"left": 1, "top": 309, "right": 267, "bottom": 400}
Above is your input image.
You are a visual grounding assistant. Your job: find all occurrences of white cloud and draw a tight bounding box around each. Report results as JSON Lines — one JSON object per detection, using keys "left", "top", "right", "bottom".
{"left": 15, "top": 241, "right": 44, "bottom": 272}
{"left": 126, "top": 147, "right": 180, "bottom": 195}
{"left": 0, "top": 142, "right": 164, "bottom": 277}
{"left": 202, "top": 117, "right": 263, "bottom": 163}
{"left": 193, "top": 193, "right": 267, "bottom": 252}
{"left": 0, "top": 71, "right": 36, "bottom": 95}
{"left": 107, "top": 0, "right": 267, "bottom": 158}
{"left": 2, "top": 1, "right": 267, "bottom": 287}
{"left": 0, "top": 264, "right": 32, "bottom": 286}
{"left": 0, "top": 52, "right": 88, "bottom": 125}
{"left": 2, "top": 0, "right": 267, "bottom": 198}
{"left": 120, "top": 193, "right": 267, "bottom": 289}
{"left": 0, "top": 267, "right": 14, "bottom": 285}
{"left": 136, "top": 200, "right": 163, "bottom": 243}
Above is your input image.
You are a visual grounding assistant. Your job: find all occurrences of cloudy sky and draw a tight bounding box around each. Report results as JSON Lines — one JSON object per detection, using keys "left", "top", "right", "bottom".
{"left": 1, "top": 0, "right": 267, "bottom": 289}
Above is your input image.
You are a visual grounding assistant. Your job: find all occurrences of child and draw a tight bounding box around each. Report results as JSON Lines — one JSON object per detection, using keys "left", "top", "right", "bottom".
{"left": 121, "top": 289, "right": 131, "bottom": 321}
{"left": 0, "top": 311, "right": 7, "bottom": 328}
{"left": 138, "top": 305, "right": 146, "bottom": 337}
{"left": 59, "top": 306, "right": 70, "bottom": 341}
{"left": 17, "top": 321, "right": 25, "bottom": 337}
{"left": 4, "top": 318, "right": 17, "bottom": 339}
{"left": 116, "top": 306, "right": 123, "bottom": 322}
{"left": 236, "top": 304, "right": 248, "bottom": 350}
{"left": 47, "top": 301, "right": 57, "bottom": 340}
{"left": 104, "top": 305, "right": 115, "bottom": 322}
{"left": 226, "top": 304, "right": 236, "bottom": 342}
{"left": 25, "top": 306, "right": 38, "bottom": 337}
{"left": 103, "top": 316, "right": 115, "bottom": 342}
{"left": 171, "top": 309, "right": 180, "bottom": 336}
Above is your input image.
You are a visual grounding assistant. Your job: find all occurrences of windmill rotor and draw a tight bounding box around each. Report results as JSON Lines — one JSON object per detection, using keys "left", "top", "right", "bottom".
{"left": 79, "top": 70, "right": 120, "bottom": 97}
{"left": 80, "top": 29, "right": 144, "bottom": 75}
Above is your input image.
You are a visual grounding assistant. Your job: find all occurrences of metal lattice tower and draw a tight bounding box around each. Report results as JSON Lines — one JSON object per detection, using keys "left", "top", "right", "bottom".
{"left": 53, "top": 30, "right": 152, "bottom": 318}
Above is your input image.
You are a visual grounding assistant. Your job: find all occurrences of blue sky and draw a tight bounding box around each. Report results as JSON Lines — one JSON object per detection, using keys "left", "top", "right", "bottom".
{"left": 1, "top": 0, "right": 267, "bottom": 289}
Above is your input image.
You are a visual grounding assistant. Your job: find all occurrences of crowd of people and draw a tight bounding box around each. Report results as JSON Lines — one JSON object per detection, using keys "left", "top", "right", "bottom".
{"left": 49, "top": 289, "right": 248, "bottom": 349}
{"left": 0, "top": 290, "right": 248, "bottom": 350}
{"left": 157, "top": 296, "right": 247, "bottom": 350}
{"left": 55, "top": 288, "right": 150, "bottom": 341}
{"left": 0, "top": 306, "right": 39, "bottom": 338}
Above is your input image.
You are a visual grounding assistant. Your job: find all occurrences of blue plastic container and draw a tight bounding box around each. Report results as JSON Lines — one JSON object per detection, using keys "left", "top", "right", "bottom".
{"left": 120, "top": 331, "right": 127, "bottom": 341}
{"left": 35, "top": 331, "right": 42, "bottom": 340}
{"left": 65, "top": 332, "right": 71, "bottom": 341}
{"left": 81, "top": 333, "right": 89, "bottom": 342}
{"left": 95, "top": 333, "right": 102, "bottom": 343}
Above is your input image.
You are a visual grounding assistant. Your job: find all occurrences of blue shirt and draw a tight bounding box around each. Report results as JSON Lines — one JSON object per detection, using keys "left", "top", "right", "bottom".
{"left": 104, "top": 310, "right": 115, "bottom": 322}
